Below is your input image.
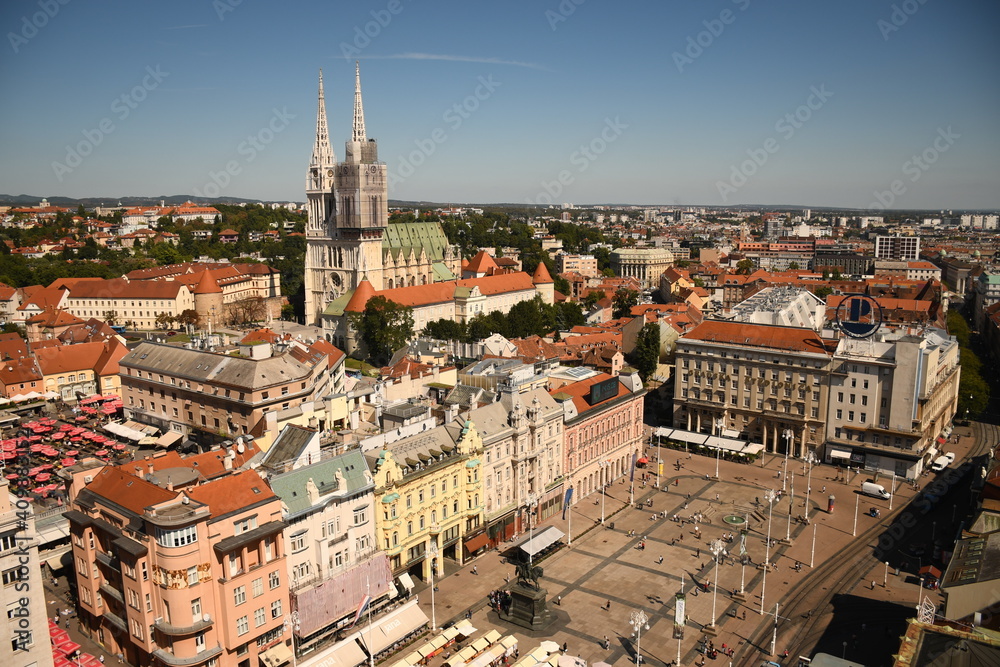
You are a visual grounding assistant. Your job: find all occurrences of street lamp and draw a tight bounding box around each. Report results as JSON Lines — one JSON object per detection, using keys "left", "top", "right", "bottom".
{"left": 853, "top": 492, "right": 860, "bottom": 537}
{"left": 599, "top": 461, "right": 609, "bottom": 524}
{"left": 781, "top": 429, "right": 793, "bottom": 492}
{"left": 283, "top": 611, "right": 300, "bottom": 667}
{"left": 714, "top": 418, "right": 725, "bottom": 480}
{"left": 804, "top": 452, "right": 817, "bottom": 522}
{"left": 429, "top": 542, "right": 439, "bottom": 630}
{"left": 708, "top": 539, "right": 725, "bottom": 630}
{"left": 786, "top": 473, "right": 794, "bottom": 542}
{"left": 763, "top": 489, "right": 776, "bottom": 567}
{"left": 630, "top": 609, "right": 650, "bottom": 667}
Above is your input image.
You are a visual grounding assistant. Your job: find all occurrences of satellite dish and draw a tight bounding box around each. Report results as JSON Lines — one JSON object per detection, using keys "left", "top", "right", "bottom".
{"left": 236, "top": 443, "right": 245, "bottom": 454}
{"left": 202, "top": 613, "right": 211, "bottom": 622}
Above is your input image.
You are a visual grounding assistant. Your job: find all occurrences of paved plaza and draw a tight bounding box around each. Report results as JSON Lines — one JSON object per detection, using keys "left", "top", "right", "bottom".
{"left": 412, "top": 429, "right": 978, "bottom": 667}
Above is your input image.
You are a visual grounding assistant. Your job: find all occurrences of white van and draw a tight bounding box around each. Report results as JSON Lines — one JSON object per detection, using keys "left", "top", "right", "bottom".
{"left": 861, "top": 482, "right": 890, "bottom": 500}
{"left": 929, "top": 455, "right": 950, "bottom": 472}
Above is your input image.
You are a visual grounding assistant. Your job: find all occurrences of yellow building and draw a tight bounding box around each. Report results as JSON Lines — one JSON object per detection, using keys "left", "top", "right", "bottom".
{"left": 35, "top": 339, "right": 128, "bottom": 400}
{"left": 367, "top": 420, "right": 484, "bottom": 582}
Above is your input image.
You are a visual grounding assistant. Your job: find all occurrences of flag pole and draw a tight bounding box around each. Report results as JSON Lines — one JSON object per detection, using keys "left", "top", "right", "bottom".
{"left": 367, "top": 577, "right": 375, "bottom": 667}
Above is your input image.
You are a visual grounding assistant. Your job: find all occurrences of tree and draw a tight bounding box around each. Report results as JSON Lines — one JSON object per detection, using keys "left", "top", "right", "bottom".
{"left": 553, "top": 276, "right": 571, "bottom": 297}
{"left": 632, "top": 323, "right": 660, "bottom": 382}
{"left": 612, "top": 288, "right": 639, "bottom": 319}
{"left": 814, "top": 286, "right": 833, "bottom": 299}
{"left": 103, "top": 310, "right": 119, "bottom": 326}
{"left": 788, "top": 262, "right": 800, "bottom": 270}
{"left": 225, "top": 296, "right": 268, "bottom": 326}
{"left": 178, "top": 309, "right": 200, "bottom": 330}
{"left": 423, "top": 318, "right": 467, "bottom": 342}
{"left": 349, "top": 296, "right": 414, "bottom": 365}
{"left": 583, "top": 290, "right": 606, "bottom": 309}
{"left": 736, "top": 259, "right": 755, "bottom": 275}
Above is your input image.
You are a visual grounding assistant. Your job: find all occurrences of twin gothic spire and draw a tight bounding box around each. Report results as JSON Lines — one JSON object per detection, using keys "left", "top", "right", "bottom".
{"left": 310, "top": 62, "right": 368, "bottom": 170}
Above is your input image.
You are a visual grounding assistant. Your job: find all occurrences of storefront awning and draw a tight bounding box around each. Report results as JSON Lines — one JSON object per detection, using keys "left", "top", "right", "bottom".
{"left": 464, "top": 532, "right": 490, "bottom": 554}
{"left": 398, "top": 573, "right": 415, "bottom": 591}
{"left": 155, "top": 431, "right": 183, "bottom": 448}
{"left": 259, "top": 642, "right": 293, "bottom": 667}
{"left": 357, "top": 601, "right": 428, "bottom": 656}
{"left": 829, "top": 449, "right": 852, "bottom": 460}
{"left": 518, "top": 526, "right": 564, "bottom": 558}
{"left": 453, "top": 620, "right": 476, "bottom": 637}
{"left": 300, "top": 634, "right": 367, "bottom": 667}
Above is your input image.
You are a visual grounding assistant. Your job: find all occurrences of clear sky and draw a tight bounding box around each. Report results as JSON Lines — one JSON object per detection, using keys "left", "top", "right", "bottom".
{"left": 1, "top": 0, "right": 998, "bottom": 209}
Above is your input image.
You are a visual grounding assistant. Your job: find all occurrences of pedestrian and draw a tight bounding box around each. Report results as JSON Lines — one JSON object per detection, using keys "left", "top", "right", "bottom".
{"left": 604, "top": 635, "right": 610, "bottom": 650}
{"left": 605, "top": 600, "right": 612, "bottom": 610}
{"left": 696, "top": 548, "right": 700, "bottom": 557}
{"left": 472, "top": 565, "right": 478, "bottom": 575}
{"left": 99, "top": 657, "right": 105, "bottom": 665}
{"left": 742, "top": 610, "right": 746, "bottom": 620}
{"left": 871, "top": 580, "right": 876, "bottom": 590}
{"left": 657, "top": 555, "right": 664, "bottom": 564}
{"left": 562, "top": 643, "right": 568, "bottom": 653}
{"left": 556, "top": 595, "right": 561, "bottom": 605}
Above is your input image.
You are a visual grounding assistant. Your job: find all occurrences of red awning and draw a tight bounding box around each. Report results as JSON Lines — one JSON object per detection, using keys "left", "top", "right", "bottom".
{"left": 936, "top": 436, "right": 946, "bottom": 444}
{"left": 637, "top": 457, "right": 649, "bottom": 464}
{"left": 464, "top": 532, "right": 491, "bottom": 553}
{"left": 919, "top": 565, "right": 941, "bottom": 579}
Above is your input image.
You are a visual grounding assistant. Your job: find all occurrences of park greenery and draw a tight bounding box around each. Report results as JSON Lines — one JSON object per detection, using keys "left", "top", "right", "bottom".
{"left": 947, "top": 309, "right": 990, "bottom": 419}
{"left": 348, "top": 296, "right": 415, "bottom": 365}
{"left": 422, "top": 297, "right": 586, "bottom": 343}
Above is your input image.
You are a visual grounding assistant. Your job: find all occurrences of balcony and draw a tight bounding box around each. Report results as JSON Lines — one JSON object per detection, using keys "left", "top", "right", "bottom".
{"left": 94, "top": 551, "right": 120, "bottom": 572}
{"left": 98, "top": 582, "right": 123, "bottom": 605}
{"left": 152, "top": 644, "right": 223, "bottom": 667}
{"left": 153, "top": 616, "right": 214, "bottom": 636}
{"left": 101, "top": 609, "right": 127, "bottom": 632}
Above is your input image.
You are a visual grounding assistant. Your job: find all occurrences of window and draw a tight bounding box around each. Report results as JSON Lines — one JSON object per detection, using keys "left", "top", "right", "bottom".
{"left": 127, "top": 588, "right": 140, "bottom": 609}
{"left": 187, "top": 567, "right": 198, "bottom": 586}
{"left": 131, "top": 618, "right": 144, "bottom": 640}
{"left": 156, "top": 525, "right": 198, "bottom": 548}
{"left": 848, "top": 411, "right": 855, "bottom": 422}
{"left": 234, "top": 517, "right": 257, "bottom": 535}
{"left": 836, "top": 409, "right": 843, "bottom": 419}
{"left": 195, "top": 633, "right": 206, "bottom": 652}
{"left": 229, "top": 553, "right": 243, "bottom": 577}
{"left": 353, "top": 507, "right": 368, "bottom": 526}
{"left": 849, "top": 394, "right": 856, "bottom": 404}
{"left": 236, "top": 616, "right": 249, "bottom": 636}
{"left": 192, "top": 598, "right": 202, "bottom": 618}
{"left": 269, "top": 571, "right": 280, "bottom": 589}
{"left": 290, "top": 532, "right": 306, "bottom": 553}
{"left": 270, "top": 599, "right": 282, "bottom": 619}
{"left": 862, "top": 396, "right": 868, "bottom": 406}
{"left": 264, "top": 537, "right": 275, "bottom": 562}
{"left": 254, "top": 608, "right": 266, "bottom": 627}
{"left": 252, "top": 578, "right": 263, "bottom": 598}
{"left": 234, "top": 586, "right": 246, "bottom": 605}
{"left": 860, "top": 413, "right": 867, "bottom": 423}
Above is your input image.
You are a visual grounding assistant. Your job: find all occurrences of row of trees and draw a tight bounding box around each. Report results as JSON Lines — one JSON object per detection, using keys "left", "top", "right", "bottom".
{"left": 947, "top": 309, "right": 990, "bottom": 419}
{"left": 423, "top": 298, "right": 587, "bottom": 343}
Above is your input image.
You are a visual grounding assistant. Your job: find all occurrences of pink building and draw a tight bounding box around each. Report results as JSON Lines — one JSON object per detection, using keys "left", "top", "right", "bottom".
{"left": 550, "top": 370, "right": 646, "bottom": 501}
{"left": 65, "top": 450, "right": 290, "bottom": 667}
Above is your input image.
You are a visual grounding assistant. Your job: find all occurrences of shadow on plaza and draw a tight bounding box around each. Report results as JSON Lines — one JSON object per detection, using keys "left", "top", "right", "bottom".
{"left": 808, "top": 594, "right": 912, "bottom": 667}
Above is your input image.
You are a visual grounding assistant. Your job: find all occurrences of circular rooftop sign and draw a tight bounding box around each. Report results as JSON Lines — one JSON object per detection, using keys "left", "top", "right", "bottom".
{"left": 835, "top": 294, "right": 883, "bottom": 339}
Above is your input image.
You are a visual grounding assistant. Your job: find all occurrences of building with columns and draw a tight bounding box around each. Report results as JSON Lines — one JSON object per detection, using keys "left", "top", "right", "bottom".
{"left": 610, "top": 248, "right": 675, "bottom": 290}
{"left": 672, "top": 320, "right": 836, "bottom": 460}
{"left": 303, "top": 65, "right": 461, "bottom": 324}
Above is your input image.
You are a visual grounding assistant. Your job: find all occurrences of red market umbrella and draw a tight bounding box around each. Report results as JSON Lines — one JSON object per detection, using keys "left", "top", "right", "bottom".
{"left": 53, "top": 655, "right": 72, "bottom": 667}
{"left": 113, "top": 443, "right": 126, "bottom": 451}
{"left": 35, "top": 473, "right": 50, "bottom": 482}
{"left": 74, "top": 416, "right": 87, "bottom": 422}
{"left": 70, "top": 437, "right": 82, "bottom": 443}
{"left": 51, "top": 432, "right": 65, "bottom": 440}
{"left": 56, "top": 640, "right": 80, "bottom": 655}
{"left": 28, "top": 435, "right": 42, "bottom": 442}
{"left": 65, "top": 450, "right": 78, "bottom": 456}
{"left": 94, "top": 450, "right": 108, "bottom": 456}
{"left": 4, "top": 473, "right": 17, "bottom": 479}
{"left": 0, "top": 452, "right": 14, "bottom": 461}
{"left": 61, "top": 458, "right": 76, "bottom": 466}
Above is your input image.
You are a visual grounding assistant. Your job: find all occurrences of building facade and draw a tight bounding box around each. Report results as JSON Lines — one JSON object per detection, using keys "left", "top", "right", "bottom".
{"left": 672, "top": 320, "right": 835, "bottom": 459}
{"left": 874, "top": 235, "right": 920, "bottom": 261}
{"left": 366, "top": 420, "right": 485, "bottom": 582}
{"left": 610, "top": 248, "right": 674, "bottom": 290}
{"left": 119, "top": 341, "right": 336, "bottom": 442}
{"left": 554, "top": 254, "right": 599, "bottom": 279}
{"left": 552, "top": 371, "right": 645, "bottom": 502}
{"left": 65, "top": 460, "right": 290, "bottom": 667}
{"left": 266, "top": 450, "right": 392, "bottom": 657}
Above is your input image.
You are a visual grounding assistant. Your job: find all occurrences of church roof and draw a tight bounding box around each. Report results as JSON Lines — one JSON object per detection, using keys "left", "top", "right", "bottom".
{"left": 383, "top": 221, "right": 451, "bottom": 261}
{"left": 532, "top": 262, "right": 554, "bottom": 284}
{"left": 345, "top": 279, "right": 376, "bottom": 313}
{"left": 193, "top": 270, "right": 222, "bottom": 295}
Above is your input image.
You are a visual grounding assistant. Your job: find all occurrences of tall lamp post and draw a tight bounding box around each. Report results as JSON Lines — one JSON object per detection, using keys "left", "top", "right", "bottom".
{"left": 804, "top": 452, "right": 817, "bottom": 522}
{"left": 714, "top": 418, "right": 725, "bottom": 479}
{"left": 708, "top": 539, "right": 725, "bottom": 631}
{"left": 429, "top": 542, "right": 439, "bottom": 630}
{"left": 283, "top": 611, "right": 300, "bottom": 667}
{"left": 763, "top": 489, "right": 776, "bottom": 567}
{"left": 785, "top": 473, "right": 794, "bottom": 542}
{"left": 599, "top": 461, "right": 609, "bottom": 524}
{"left": 630, "top": 608, "right": 650, "bottom": 667}
{"left": 781, "top": 429, "right": 793, "bottom": 492}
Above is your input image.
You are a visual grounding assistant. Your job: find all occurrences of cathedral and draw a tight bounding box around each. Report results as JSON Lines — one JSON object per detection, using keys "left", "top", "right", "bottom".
{"left": 303, "top": 64, "right": 461, "bottom": 325}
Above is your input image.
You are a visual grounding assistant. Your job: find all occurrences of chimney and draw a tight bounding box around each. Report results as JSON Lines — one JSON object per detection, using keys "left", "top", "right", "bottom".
{"left": 166, "top": 476, "right": 173, "bottom": 492}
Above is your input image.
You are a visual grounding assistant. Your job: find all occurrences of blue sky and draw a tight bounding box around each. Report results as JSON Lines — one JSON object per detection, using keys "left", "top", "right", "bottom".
{"left": 1, "top": 0, "right": 998, "bottom": 209}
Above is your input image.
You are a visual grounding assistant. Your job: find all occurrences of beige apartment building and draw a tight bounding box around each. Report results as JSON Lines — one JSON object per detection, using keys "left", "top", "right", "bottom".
{"left": 58, "top": 279, "right": 196, "bottom": 330}
{"left": 673, "top": 320, "right": 836, "bottom": 459}
{"left": 610, "top": 248, "right": 675, "bottom": 290}
{"left": 64, "top": 452, "right": 290, "bottom": 667}
{"left": 825, "top": 329, "right": 960, "bottom": 478}
{"left": 119, "top": 341, "right": 334, "bottom": 442}
{"left": 554, "top": 253, "right": 599, "bottom": 278}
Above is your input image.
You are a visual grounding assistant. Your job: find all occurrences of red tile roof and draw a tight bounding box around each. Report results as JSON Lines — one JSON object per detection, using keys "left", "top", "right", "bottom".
{"left": 683, "top": 320, "right": 835, "bottom": 355}
{"left": 550, "top": 372, "right": 632, "bottom": 415}
{"left": 185, "top": 469, "right": 275, "bottom": 519}
{"left": 532, "top": 262, "right": 554, "bottom": 284}
{"left": 85, "top": 466, "right": 176, "bottom": 515}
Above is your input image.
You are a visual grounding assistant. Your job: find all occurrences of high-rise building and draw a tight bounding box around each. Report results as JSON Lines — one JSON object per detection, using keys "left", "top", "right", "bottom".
{"left": 303, "top": 65, "right": 461, "bottom": 325}
{"left": 874, "top": 235, "right": 920, "bottom": 261}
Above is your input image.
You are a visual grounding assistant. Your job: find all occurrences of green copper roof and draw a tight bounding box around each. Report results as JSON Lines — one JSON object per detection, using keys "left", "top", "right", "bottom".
{"left": 432, "top": 262, "right": 455, "bottom": 281}
{"left": 323, "top": 290, "right": 353, "bottom": 316}
{"left": 384, "top": 221, "right": 451, "bottom": 261}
